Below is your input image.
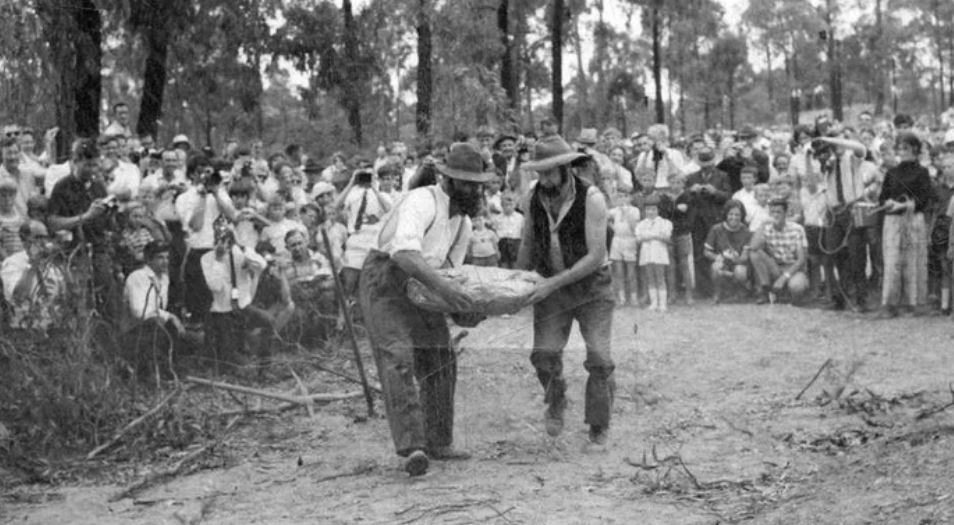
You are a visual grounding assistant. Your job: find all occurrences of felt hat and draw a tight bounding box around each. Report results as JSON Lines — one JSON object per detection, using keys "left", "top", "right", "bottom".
{"left": 521, "top": 135, "right": 590, "bottom": 172}
{"left": 493, "top": 133, "right": 518, "bottom": 150}
{"left": 172, "top": 134, "right": 191, "bottom": 147}
{"left": 738, "top": 124, "right": 757, "bottom": 139}
{"left": 698, "top": 146, "right": 716, "bottom": 164}
{"left": 435, "top": 143, "right": 497, "bottom": 183}
{"left": 577, "top": 128, "right": 599, "bottom": 145}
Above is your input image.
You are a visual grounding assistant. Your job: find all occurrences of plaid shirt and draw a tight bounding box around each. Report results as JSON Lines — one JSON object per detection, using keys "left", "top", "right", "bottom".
{"left": 759, "top": 221, "right": 806, "bottom": 265}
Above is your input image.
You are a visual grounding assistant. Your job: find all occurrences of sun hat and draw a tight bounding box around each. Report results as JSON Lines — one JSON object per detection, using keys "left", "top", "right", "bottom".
{"left": 172, "top": 134, "right": 191, "bottom": 147}
{"left": 738, "top": 124, "right": 757, "bottom": 139}
{"left": 577, "top": 128, "right": 599, "bottom": 145}
{"left": 521, "top": 135, "right": 590, "bottom": 172}
{"left": 310, "top": 181, "right": 336, "bottom": 199}
{"left": 0, "top": 178, "right": 17, "bottom": 193}
{"left": 435, "top": 143, "right": 497, "bottom": 183}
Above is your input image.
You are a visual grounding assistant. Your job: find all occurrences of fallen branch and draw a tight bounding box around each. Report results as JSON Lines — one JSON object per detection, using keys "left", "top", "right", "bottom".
{"left": 110, "top": 416, "right": 241, "bottom": 502}
{"left": 184, "top": 376, "right": 362, "bottom": 405}
{"left": 916, "top": 383, "right": 954, "bottom": 420}
{"left": 87, "top": 386, "right": 184, "bottom": 460}
{"left": 313, "top": 462, "right": 376, "bottom": 484}
{"left": 796, "top": 358, "right": 833, "bottom": 400}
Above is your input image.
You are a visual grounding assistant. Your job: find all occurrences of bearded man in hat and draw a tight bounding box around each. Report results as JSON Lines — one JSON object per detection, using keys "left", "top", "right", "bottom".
{"left": 684, "top": 146, "right": 732, "bottom": 297}
{"left": 358, "top": 142, "right": 493, "bottom": 477}
{"left": 515, "top": 135, "right": 615, "bottom": 450}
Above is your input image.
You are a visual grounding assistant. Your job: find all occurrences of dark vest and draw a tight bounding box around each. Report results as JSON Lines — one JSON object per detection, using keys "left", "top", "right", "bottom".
{"left": 529, "top": 176, "right": 591, "bottom": 278}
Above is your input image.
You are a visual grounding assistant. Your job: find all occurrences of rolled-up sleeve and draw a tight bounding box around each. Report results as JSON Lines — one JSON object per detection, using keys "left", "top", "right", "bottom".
{"left": 387, "top": 189, "right": 435, "bottom": 256}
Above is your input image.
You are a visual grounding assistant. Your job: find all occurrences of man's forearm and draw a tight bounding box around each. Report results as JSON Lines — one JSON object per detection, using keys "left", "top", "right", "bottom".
{"left": 392, "top": 250, "right": 447, "bottom": 292}
{"left": 49, "top": 213, "right": 86, "bottom": 232}
{"left": 544, "top": 253, "right": 603, "bottom": 291}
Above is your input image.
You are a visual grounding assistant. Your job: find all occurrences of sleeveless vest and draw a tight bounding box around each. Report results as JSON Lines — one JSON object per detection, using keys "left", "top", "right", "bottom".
{"left": 529, "top": 176, "right": 591, "bottom": 278}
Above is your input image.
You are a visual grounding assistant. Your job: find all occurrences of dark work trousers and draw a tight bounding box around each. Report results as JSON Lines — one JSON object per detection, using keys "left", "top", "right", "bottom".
{"left": 182, "top": 248, "right": 212, "bottom": 322}
{"left": 823, "top": 208, "right": 871, "bottom": 306}
{"left": 531, "top": 266, "right": 616, "bottom": 429}
{"left": 358, "top": 250, "right": 456, "bottom": 457}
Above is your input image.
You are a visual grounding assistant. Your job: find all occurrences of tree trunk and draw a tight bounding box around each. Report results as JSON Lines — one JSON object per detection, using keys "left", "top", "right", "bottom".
{"left": 573, "top": 16, "right": 588, "bottom": 129}
{"left": 416, "top": 0, "right": 432, "bottom": 137}
{"left": 825, "top": 0, "right": 843, "bottom": 121}
{"left": 498, "top": 0, "right": 517, "bottom": 110}
{"left": 36, "top": 0, "right": 77, "bottom": 161}
{"left": 873, "top": 0, "right": 886, "bottom": 115}
{"left": 551, "top": 0, "right": 564, "bottom": 133}
{"left": 595, "top": 0, "right": 609, "bottom": 124}
{"left": 74, "top": 0, "right": 102, "bottom": 139}
{"left": 651, "top": 0, "right": 664, "bottom": 124}
{"left": 342, "top": 0, "right": 363, "bottom": 146}
{"left": 728, "top": 74, "right": 736, "bottom": 129}
{"left": 137, "top": 24, "right": 170, "bottom": 140}
{"left": 765, "top": 43, "right": 774, "bottom": 116}
{"left": 934, "top": 0, "right": 946, "bottom": 112}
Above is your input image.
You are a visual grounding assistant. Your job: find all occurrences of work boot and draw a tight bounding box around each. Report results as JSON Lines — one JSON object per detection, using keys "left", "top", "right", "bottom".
{"left": 426, "top": 446, "right": 472, "bottom": 460}
{"left": 404, "top": 450, "right": 429, "bottom": 477}
{"left": 544, "top": 400, "right": 566, "bottom": 437}
{"left": 584, "top": 425, "right": 609, "bottom": 453}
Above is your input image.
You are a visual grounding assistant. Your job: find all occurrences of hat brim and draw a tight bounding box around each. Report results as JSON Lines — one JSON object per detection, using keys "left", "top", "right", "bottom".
{"left": 522, "top": 151, "right": 589, "bottom": 171}
{"left": 435, "top": 164, "right": 498, "bottom": 183}
{"left": 493, "top": 135, "right": 518, "bottom": 149}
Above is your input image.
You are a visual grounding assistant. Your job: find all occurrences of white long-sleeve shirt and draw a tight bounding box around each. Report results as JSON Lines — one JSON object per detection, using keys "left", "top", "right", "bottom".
{"left": 200, "top": 246, "right": 266, "bottom": 313}
{"left": 376, "top": 185, "right": 471, "bottom": 269}
{"left": 124, "top": 265, "right": 171, "bottom": 323}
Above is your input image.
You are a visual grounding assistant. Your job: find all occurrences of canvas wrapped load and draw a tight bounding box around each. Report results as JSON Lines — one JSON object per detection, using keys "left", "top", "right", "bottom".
{"left": 407, "top": 265, "right": 544, "bottom": 315}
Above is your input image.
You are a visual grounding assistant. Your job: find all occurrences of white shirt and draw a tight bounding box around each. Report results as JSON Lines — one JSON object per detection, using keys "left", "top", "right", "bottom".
{"left": 103, "top": 121, "right": 132, "bottom": 138}
{"left": 175, "top": 186, "right": 233, "bottom": 249}
{"left": 733, "top": 188, "right": 758, "bottom": 217}
{"left": 634, "top": 216, "right": 672, "bottom": 265}
{"left": 124, "top": 265, "right": 171, "bottom": 323}
{"left": 1, "top": 250, "right": 65, "bottom": 329}
{"left": 200, "top": 246, "right": 266, "bottom": 313}
{"left": 261, "top": 218, "right": 307, "bottom": 254}
{"left": 106, "top": 160, "right": 141, "bottom": 198}
{"left": 747, "top": 203, "right": 771, "bottom": 232}
{"left": 0, "top": 166, "right": 37, "bottom": 218}
{"left": 377, "top": 185, "right": 472, "bottom": 269}
{"left": 492, "top": 211, "right": 525, "bottom": 240}
{"left": 343, "top": 187, "right": 391, "bottom": 233}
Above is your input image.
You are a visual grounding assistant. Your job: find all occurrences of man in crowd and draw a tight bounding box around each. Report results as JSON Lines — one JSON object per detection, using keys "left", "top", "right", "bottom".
{"left": 99, "top": 134, "right": 141, "bottom": 200}
{"left": 816, "top": 134, "right": 880, "bottom": 311}
{"left": 358, "top": 142, "right": 491, "bottom": 476}
{"left": 749, "top": 198, "right": 810, "bottom": 304}
{"left": 1, "top": 220, "right": 64, "bottom": 331}
{"left": 47, "top": 138, "right": 119, "bottom": 320}
{"left": 103, "top": 102, "right": 133, "bottom": 139}
{"left": 718, "top": 125, "right": 770, "bottom": 192}
{"left": 684, "top": 146, "right": 732, "bottom": 297}
{"left": 175, "top": 155, "right": 237, "bottom": 322}
{"left": 516, "top": 135, "right": 615, "bottom": 450}
{"left": 633, "top": 124, "right": 686, "bottom": 191}
{"left": 123, "top": 240, "right": 186, "bottom": 378}
{"left": 141, "top": 148, "right": 187, "bottom": 195}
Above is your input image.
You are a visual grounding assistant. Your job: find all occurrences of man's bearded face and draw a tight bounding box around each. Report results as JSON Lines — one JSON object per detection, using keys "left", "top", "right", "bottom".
{"left": 537, "top": 167, "right": 568, "bottom": 198}
{"left": 448, "top": 178, "right": 483, "bottom": 217}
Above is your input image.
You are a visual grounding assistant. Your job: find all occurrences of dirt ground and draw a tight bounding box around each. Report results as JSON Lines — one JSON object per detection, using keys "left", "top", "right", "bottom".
{"left": 5, "top": 302, "right": 954, "bottom": 524}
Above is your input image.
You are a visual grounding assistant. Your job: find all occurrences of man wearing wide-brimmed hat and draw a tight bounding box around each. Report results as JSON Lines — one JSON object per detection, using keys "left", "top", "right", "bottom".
{"left": 358, "top": 142, "right": 494, "bottom": 476}
{"left": 516, "top": 134, "right": 616, "bottom": 450}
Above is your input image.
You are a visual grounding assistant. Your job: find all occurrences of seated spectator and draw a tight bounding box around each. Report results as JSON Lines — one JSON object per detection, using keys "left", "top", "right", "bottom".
{"left": 280, "top": 229, "right": 336, "bottom": 346}
{"left": 243, "top": 241, "right": 295, "bottom": 358}
{"left": 298, "top": 202, "right": 324, "bottom": 251}
{"left": 1, "top": 221, "right": 65, "bottom": 331}
{"left": 749, "top": 198, "right": 809, "bottom": 304}
{"left": 122, "top": 241, "right": 185, "bottom": 379}
{"left": 119, "top": 202, "right": 170, "bottom": 274}
{"left": 704, "top": 199, "right": 753, "bottom": 302}
{"left": 0, "top": 178, "right": 24, "bottom": 260}
{"left": 773, "top": 176, "right": 803, "bottom": 223}
{"left": 200, "top": 227, "right": 266, "bottom": 370}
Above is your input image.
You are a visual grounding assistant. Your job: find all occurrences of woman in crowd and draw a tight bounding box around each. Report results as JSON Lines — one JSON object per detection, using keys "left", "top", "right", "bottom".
{"left": 876, "top": 132, "right": 936, "bottom": 318}
{"left": 704, "top": 199, "right": 752, "bottom": 302}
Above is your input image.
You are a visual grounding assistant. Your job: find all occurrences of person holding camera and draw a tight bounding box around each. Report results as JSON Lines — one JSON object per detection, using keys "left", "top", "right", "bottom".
{"left": 633, "top": 124, "right": 687, "bottom": 191}
{"left": 335, "top": 167, "right": 393, "bottom": 297}
{"left": 717, "top": 124, "right": 770, "bottom": 193}
{"left": 174, "top": 155, "right": 237, "bottom": 323}
{"left": 48, "top": 138, "right": 122, "bottom": 320}
{"left": 1, "top": 220, "right": 65, "bottom": 331}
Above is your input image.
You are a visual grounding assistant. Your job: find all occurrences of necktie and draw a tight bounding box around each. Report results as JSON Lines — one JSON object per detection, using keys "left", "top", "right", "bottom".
{"left": 834, "top": 158, "right": 845, "bottom": 204}
{"left": 354, "top": 189, "right": 369, "bottom": 232}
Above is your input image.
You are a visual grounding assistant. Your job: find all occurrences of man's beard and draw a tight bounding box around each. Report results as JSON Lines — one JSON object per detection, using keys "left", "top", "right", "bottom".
{"left": 538, "top": 182, "right": 562, "bottom": 198}
{"left": 449, "top": 187, "right": 482, "bottom": 217}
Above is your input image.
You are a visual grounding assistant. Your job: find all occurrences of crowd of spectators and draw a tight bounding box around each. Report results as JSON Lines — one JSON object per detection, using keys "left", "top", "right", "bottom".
{"left": 2, "top": 103, "right": 952, "bottom": 377}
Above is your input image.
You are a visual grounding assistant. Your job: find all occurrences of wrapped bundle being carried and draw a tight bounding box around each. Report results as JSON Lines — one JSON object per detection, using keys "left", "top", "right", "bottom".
{"left": 407, "top": 265, "right": 544, "bottom": 315}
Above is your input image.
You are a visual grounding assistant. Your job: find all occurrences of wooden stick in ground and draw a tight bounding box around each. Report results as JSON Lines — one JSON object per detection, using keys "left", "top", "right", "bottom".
{"left": 185, "top": 376, "right": 364, "bottom": 404}
{"left": 321, "top": 227, "right": 375, "bottom": 418}
{"left": 87, "top": 386, "right": 184, "bottom": 460}
{"left": 795, "top": 358, "right": 833, "bottom": 400}
{"left": 288, "top": 367, "right": 315, "bottom": 418}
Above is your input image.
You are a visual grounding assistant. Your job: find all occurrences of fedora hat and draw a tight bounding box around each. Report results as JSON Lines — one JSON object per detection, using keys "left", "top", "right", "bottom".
{"left": 577, "top": 128, "right": 599, "bottom": 145}
{"left": 521, "top": 135, "right": 589, "bottom": 172}
{"left": 435, "top": 143, "right": 497, "bottom": 183}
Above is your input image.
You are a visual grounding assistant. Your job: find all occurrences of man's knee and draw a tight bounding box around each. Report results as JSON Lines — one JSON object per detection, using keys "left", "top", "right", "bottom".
{"left": 530, "top": 350, "right": 561, "bottom": 372}
{"left": 733, "top": 265, "right": 749, "bottom": 284}
{"left": 788, "top": 272, "right": 809, "bottom": 296}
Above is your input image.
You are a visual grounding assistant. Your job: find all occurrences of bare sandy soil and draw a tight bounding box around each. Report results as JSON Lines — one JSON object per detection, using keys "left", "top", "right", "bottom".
{"left": 5, "top": 303, "right": 954, "bottom": 524}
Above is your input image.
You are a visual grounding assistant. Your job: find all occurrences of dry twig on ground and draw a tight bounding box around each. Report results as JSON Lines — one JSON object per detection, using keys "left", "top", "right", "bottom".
{"left": 796, "top": 358, "right": 832, "bottom": 401}
{"left": 86, "top": 386, "right": 187, "bottom": 460}
{"left": 916, "top": 383, "right": 954, "bottom": 420}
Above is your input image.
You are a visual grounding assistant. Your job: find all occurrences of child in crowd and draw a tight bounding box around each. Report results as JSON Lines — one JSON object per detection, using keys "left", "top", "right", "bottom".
{"left": 747, "top": 183, "right": 772, "bottom": 232}
{"left": 669, "top": 174, "right": 695, "bottom": 304}
{"left": 936, "top": 155, "right": 954, "bottom": 313}
{"left": 119, "top": 201, "right": 170, "bottom": 273}
{"left": 260, "top": 196, "right": 306, "bottom": 254}
{"left": 230, "top": 180, "right": 268, "bottom": 250}
{"left": 732, "top": 165, "right": 758, "bottom": 216}
{"left": 633, "top": 167, "right": 674, "bottom": 218}
{"left": 467, "top": 211, "right": 500, "bottom": 267}
{"left": 608, "top": 187, "right": 640, "bottom": 305}
{"left": 492, "top": 191, "right": 524, "bottom": 269}
{"left": 800, "top": 172, "right": 830, "bottom": 300}
{"left": 0, "top": 179, "right": 23, "bottom": 260}
{"left": 485, "top": 173, "right": 504, "bottom": 216}
{"left": 635, "top": 195, "right": 672, "bottom": 311}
